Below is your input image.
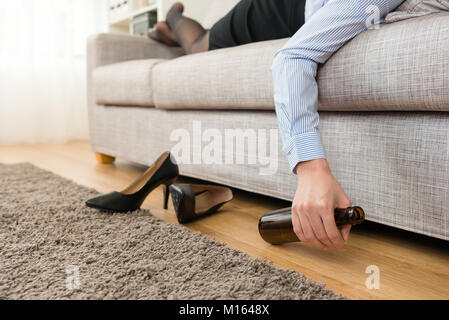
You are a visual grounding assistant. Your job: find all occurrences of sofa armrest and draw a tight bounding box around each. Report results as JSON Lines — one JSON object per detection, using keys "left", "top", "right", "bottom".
{"left": 87, "top": 33, "right": 184, "bottom": 70}
{"left": 87, "top": 33, "right": 184, "bottom": 102}
{"left": 86, "top": 33, "right": 184, "bottom": 152}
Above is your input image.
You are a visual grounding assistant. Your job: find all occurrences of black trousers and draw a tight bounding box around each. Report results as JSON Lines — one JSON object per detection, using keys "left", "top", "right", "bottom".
{"left": 209, "top": 0, "right": 307, "bottom": 51}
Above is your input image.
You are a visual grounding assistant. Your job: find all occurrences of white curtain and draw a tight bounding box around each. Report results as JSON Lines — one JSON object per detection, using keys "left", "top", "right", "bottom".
{"left": 0, "top": 0, "right": 108, "bottom": 144}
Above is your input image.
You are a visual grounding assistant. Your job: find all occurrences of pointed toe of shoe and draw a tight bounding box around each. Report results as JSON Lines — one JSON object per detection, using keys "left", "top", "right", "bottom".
{"left": 85, "top": 192, "right": 137, "bottom": 213}
{"left": 85, "top": 193, "right": 112, "bottom": 210}
{"left": 85, "top": 195, "right": 103, "bottom": 209}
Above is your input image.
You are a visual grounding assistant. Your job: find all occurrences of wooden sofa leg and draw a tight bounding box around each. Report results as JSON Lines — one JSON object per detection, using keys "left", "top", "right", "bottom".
{"left": 95, "top": 152, "right": 116, "bottom": 164}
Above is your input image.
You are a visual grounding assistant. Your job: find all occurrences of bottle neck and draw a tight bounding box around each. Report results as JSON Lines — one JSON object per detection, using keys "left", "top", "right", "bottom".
{"left": 335, "top": 207, "right": 365, "bottom": 226}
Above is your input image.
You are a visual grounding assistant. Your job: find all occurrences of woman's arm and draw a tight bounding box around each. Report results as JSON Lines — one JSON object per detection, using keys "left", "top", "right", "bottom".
{"left": 272, "top": 0, "right": 404, "bottom": 250}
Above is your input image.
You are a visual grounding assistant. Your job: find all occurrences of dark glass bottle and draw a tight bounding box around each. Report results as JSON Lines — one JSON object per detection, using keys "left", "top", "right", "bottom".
{"left": 258, "top": 206, "right": 365, "bottom": 245}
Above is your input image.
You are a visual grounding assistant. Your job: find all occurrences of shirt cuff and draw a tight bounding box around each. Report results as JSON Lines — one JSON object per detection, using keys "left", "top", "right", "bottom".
{"left": 284, "top": 131, "right": 327, "bottom": 174}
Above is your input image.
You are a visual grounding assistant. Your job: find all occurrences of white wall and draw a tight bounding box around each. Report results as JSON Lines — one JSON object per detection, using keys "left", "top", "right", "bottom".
{"left": 0, "top": 0, "right": 109, "bottom": 144}
{"left": 159, "top": 0, "right": 214, "bottom": 25}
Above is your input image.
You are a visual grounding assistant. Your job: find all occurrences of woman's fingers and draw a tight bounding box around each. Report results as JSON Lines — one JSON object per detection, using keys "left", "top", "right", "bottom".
{"left": 322, "top": 212, "right": 346, "bottom": 251}
{"left": 291, "top": 207, "right": 305, "bottom": 242}
{"left": 293, "top": 201, "right": 352, "bottom": 251}
{"left": 306, "top": 206, "right": 334, "bottom": 249}
{"left": 297, "top": 207, "right": 328, "bottom": 250}
{"left": 340, "top": 225, "right": 351, "bottom": 242}
{"left": 336, "top": 195, "right": 352, "bottom": 242}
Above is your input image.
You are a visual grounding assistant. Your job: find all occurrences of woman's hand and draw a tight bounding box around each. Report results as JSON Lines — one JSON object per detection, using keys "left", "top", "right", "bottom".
{"left": 292, "top": 159, "right": 352, "bottom": 251}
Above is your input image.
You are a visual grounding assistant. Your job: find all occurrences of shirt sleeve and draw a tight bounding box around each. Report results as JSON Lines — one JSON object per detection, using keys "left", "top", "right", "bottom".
{"left": 272, "top": 0, "right": 404, "bottom": 173}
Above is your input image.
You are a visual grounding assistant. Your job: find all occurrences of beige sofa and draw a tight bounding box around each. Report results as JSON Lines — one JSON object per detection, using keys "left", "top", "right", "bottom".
{"left": 87, "top": 2, "right": 449, "bottom": 241}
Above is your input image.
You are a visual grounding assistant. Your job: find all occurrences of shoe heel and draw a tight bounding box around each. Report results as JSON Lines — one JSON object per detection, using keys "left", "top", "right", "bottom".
{"left": 162, "top": 179, "right": 176, "bottom": 209}
{"left": 163, "top": 185, "right": 169, "bottom": 209}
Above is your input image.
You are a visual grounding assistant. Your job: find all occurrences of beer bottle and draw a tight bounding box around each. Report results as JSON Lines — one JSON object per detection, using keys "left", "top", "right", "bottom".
{"left": 258, "top": 206, "right": 365, "bottom": 245}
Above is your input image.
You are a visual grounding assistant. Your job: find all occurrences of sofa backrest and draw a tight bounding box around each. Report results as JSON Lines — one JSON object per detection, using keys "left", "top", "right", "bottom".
{"left": 202, "top": 0, "right": 240, "bottom": 29}
{"left": 386, "top": 0, "right": 449, "bottom": 23}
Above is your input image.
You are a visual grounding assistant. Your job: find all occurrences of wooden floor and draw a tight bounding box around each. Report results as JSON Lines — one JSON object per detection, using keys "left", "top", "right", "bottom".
{"left": 1, "top": 141, "right": 448, "bottom": 300}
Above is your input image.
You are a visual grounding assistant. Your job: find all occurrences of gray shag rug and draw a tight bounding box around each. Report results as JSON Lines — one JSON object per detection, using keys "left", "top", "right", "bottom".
{"left": 0, "top": 163, "right": 344, "bottom": 300}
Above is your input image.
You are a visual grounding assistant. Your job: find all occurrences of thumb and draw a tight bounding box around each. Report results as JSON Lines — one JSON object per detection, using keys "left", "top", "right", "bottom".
{"left": 340, "top": 225, "right": 351, "bottom": 242}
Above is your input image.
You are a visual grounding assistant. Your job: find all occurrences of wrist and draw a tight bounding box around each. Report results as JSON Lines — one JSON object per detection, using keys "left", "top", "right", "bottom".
{"left": 295, "top": 158, "right": 330, "bottom": 175}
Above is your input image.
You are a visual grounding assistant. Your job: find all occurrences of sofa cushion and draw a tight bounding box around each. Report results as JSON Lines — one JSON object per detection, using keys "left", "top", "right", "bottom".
{"left": 153, "top": 39, "right": 284, "bottom": 110}
{"left": 153, "top": 12, "right": 449, "bottom": 112}
{"left": 93, "top": 59, "right": 165, "bottom": 107}
{"left": 318, "top": 12, "right": 449, "bottom": 111}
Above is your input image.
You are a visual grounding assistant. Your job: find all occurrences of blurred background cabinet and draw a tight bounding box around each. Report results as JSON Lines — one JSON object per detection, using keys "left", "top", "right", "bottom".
{"left": 108, "top": 0, "right": 211, "bottom": 35}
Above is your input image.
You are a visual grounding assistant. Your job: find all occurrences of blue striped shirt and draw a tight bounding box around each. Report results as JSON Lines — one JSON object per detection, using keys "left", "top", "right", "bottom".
{"left": 272, "top": 0, "right": 404, "bottom": 173}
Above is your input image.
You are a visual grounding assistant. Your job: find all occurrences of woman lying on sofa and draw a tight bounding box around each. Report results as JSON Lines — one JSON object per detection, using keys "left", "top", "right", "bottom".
{"left": 149, "top": 0, "right": 405, "bottom": 251}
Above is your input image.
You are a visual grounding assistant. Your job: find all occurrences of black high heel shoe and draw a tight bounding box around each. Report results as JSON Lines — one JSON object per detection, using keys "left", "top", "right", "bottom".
{"left": 86, "top": 152, "right": 179, "bottom": 212}
{"left": 168, "top": 184, "right": 233, "bottom": 224}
